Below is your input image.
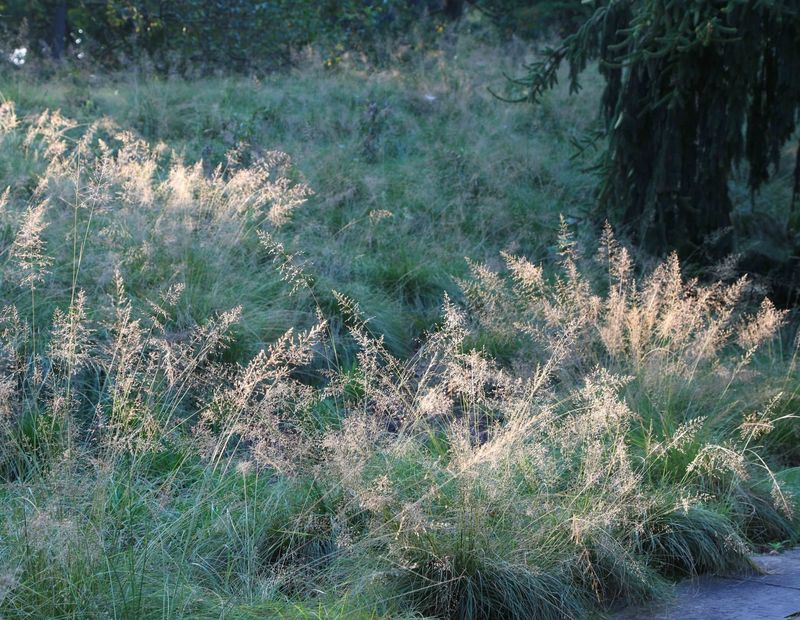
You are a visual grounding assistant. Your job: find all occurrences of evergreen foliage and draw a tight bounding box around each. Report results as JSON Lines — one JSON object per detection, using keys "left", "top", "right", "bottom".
{"left": 515, "top": 0, "right": 800, "bottom": 256}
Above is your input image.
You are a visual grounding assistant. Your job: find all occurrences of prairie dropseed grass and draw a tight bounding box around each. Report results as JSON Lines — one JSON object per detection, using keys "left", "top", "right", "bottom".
{"left": 0, "top": 39, "right": 797, "bottom": 619}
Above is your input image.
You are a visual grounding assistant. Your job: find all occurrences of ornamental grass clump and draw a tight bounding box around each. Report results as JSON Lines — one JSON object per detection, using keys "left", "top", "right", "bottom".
{"left": 0, "top": 100, "right": 796, "bottom": 619}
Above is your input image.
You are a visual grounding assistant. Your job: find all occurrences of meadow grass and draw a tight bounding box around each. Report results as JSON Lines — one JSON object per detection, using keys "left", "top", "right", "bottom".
{"left": 0, "top": 35, "right": 601, "bottom": 356}
{"left": 0, "top": 36, "right": 798, "bottom": 619}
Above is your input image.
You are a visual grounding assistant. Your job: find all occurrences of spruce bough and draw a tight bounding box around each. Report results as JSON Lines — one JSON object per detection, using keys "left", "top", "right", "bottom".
{"left": 516, "top": 0, "right": 800, "bottom": 256}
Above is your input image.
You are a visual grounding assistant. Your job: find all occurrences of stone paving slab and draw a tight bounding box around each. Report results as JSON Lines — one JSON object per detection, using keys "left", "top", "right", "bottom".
{"left": 614, "top": 549, "right": 800, "bottom": 620}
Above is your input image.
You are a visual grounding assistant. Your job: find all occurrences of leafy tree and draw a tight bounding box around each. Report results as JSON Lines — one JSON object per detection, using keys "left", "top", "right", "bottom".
{"left": 515, "top": 0, "right": 800, "bottom": 257}
{"left": 0, "top": 1, "right": 443, "bottom": 69}
{"left": 474, "top": 0, "right": 592, "bottom": 39}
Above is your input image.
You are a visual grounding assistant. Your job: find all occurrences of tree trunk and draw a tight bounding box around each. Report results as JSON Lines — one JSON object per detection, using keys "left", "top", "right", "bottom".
{"left": 50, "top": 0, "right": 67, "bottom": 60}
{"left": 443, "top": 0, "right": 464, "bottom": 20}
